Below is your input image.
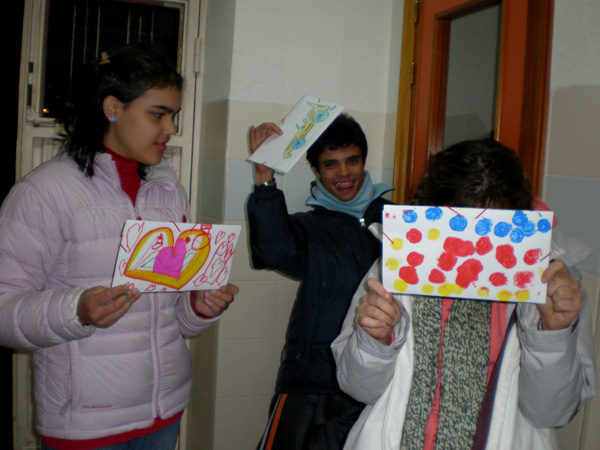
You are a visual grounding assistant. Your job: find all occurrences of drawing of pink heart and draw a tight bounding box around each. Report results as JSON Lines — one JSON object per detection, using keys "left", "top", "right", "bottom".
{"left": 153, "top": 238, "right": 186, "bottom": 279}
{"left": 215, "top": 230, "right": 225, "bottom": 244}
{"left": 125, "top": 222, "right": 143, "bottom": 252}
{"left": 146, "top": 284, "right": 157, "bottom": 292}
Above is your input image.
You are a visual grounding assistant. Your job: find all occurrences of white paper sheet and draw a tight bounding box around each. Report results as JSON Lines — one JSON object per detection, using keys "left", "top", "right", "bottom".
{"left": 112, "top": 220, "right": 241, "bottom": 292}
{"left": 247, "top": 95, "right": 344, "bottom": 173}
{"left": 381, "top": 205, "right": 554, "bottom": 303}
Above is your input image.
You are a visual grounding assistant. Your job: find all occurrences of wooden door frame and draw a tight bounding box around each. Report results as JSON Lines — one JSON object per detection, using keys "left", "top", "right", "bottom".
{"left": 393, "top": 0, "right": 553, "bottom": 204}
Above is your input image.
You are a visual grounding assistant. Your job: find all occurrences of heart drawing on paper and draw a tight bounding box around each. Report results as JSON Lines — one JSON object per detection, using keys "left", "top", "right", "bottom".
{"left": 124, "top": 227, "right": 211, "bottom": 290}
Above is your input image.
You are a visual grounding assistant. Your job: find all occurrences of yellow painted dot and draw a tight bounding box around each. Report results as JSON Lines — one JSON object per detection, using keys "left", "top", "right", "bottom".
{"left": 385, "top": 258, "right": 400, "bottom": 271}
{"left": 391, "top": 238, "right": 404, "bottom": 250}
{"left": 452, "top": 284, "right": 464, "bottom": 295}
{"left": 497, "top": 290, "right": 513, "bottom": 302}
{"left": 477, "top": 287, "right": 490, "bottom": 298}
{"left": 515, "top": 290, "right": 530, "bottom": 302}
{"left": 438, "top": 283, "right": 454, "bottom": 297}
{"left": 422, "top": 284, "right": 434, "bottom": 294}
{"left": 428, "top": 228, "right": 440, "bottom": 240}
{"left": 394, "top": 279, "right": 408, "bottom": 292}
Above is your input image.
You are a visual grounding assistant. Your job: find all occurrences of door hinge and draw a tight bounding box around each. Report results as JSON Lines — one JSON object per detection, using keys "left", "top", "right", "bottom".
{"left": 415, "top": 0, "right": 419, "bottom": 24}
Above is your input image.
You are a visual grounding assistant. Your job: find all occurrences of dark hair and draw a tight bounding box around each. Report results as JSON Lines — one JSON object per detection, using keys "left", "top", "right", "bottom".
{"left": 306, "top": 113, "right": 368, "bottom": 170}
{"left": 413, "top": 138, "right": 533, "bottom": 210}
{"left": 60, "top": 43, "right": 183, "bottom": 177}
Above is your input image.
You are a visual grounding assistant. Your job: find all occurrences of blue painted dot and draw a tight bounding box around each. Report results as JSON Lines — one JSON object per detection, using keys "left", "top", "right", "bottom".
{"left": 426, "top": 207, "right": 443, "bottom": 221}
{"left": 512, "top": 210, "right": 529, "bottom": 227}
{"left": 510, "top": 228, "right": 525, "bottom": 243}
{"left": 494, "top": 222, "right": 512, "bottom": 238}
{"left": 537, "top": 219, "right": 552, "bottom": 233}
{"left": 292, "top": 138, "right": 306, "bottom": 150}
{"left": 475, "top": 218, "right": 493, "bottom": 236}
{"left": 402, "top": 210, "right": 418, "bottom": 223}
{"left": 313, "top": 110, "right": 330, "bottom": 123}
{"left": 450, "top": 215, "right": 468, "bottom": 232}
{"left": 521, "top": 221, "right": 536, "bottom": 237}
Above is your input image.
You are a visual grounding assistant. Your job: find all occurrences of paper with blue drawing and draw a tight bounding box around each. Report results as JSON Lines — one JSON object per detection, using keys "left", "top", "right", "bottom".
{"left": 247, "top": 95, "right": 344, "bottom": 173}
{"left": 381, "top": 205, "right": 554, "bottom": 304}
{"left": 112, "top": 220, "right": 241, "bottom": 292}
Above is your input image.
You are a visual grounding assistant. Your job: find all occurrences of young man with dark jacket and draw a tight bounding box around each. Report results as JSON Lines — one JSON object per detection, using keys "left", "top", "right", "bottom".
{"left": 247, "top": 114, "right": 392, "bottom": 450}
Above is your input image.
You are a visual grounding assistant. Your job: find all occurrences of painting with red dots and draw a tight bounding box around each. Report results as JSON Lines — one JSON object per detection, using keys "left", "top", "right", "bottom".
{"left": 112, "top": 220, "right": 241, "bottom": 292}
{"left": 381, "top": 206, "right": 553, "bottom": 303}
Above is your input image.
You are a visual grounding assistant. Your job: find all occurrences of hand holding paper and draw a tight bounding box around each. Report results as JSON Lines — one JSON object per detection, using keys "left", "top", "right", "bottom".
{"left": 249, "top": 122, "right": 283, "bottom": 184}
{"left": 358, "top": 278, "right": 402, "bottom": 345}
{"left": 192, "top": 283, "right": 240, "bottom": 317}
{"left": 78, "top": 284, "right": 141, "bottom": 328}
{"left": 537, "top": 260, "right": 583, "bottom": 330}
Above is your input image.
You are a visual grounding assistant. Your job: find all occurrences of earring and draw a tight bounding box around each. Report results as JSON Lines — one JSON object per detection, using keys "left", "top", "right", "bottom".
{"left": 109, "top": 116, "right": 116, "bottom": 122}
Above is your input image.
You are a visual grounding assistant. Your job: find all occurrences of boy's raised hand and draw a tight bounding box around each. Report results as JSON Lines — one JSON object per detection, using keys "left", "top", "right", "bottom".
{"left": 358, "top": 278, "right": 402, "bottom": 345}
{"left": 249, "top": 123, "right": 283, "bottom": 184}
{"left": 537, "top": 259, "right": 583, "bottom": 330}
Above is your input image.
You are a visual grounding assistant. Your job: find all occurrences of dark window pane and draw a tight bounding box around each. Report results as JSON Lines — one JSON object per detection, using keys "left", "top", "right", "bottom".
{"left": 42, "top": 0, "right": 183, "bottom": 118}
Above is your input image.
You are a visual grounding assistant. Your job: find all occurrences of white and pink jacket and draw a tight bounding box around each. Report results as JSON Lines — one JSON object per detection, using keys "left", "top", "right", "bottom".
{"left": 0, "top": 153, "right": 218, "bottom": 440}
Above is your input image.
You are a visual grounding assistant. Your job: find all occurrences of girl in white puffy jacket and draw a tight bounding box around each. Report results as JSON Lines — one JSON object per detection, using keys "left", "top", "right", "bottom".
{"left": 0, "top": 44, "right": 238, "bottom": 450}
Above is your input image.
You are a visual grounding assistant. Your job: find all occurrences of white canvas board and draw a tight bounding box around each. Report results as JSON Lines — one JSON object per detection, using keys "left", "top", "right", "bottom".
{"left": 381, "top": 205, "right": 554, "bottom": 303}
{"left": 112, "top": 220, "right": 241, "bottom": 292}
{"left": 247, "top": 95, "right": 344, "bottom": 173}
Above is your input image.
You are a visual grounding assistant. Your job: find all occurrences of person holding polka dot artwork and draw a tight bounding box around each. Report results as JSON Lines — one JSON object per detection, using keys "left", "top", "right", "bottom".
{"left": 332, "top": 138, "right": 595, "bottom": 450}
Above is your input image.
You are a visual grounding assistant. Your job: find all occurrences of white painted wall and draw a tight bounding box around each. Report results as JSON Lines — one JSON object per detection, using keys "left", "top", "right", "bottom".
{"left": 544, "top": 0, "right": 600, "bottom": 449}
{"left": 189, "top": 1, "right": 404, "bottom": 449}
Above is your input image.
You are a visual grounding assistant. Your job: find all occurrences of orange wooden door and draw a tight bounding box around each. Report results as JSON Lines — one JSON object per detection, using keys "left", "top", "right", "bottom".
{"left": 397, "top": 0, "right": 551, "bottom": 203}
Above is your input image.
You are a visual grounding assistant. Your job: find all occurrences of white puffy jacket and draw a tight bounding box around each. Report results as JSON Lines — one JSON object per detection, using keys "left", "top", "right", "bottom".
{"left": 0, "top": 153, "right": 218, "bottom": 440}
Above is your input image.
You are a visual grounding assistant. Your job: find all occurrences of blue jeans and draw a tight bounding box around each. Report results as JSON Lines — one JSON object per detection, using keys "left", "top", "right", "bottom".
{"left": 42, "top": 418, "right": 180, "bottom": 450}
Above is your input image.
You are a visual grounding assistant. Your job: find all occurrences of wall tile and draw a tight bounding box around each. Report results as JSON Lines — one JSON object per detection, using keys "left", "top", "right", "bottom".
{"left": 547, "top": 86, "right": 600, "bottom": 178}
{"left": 213, "top": 395, "right": 272, "bottom": 450}
{"left": 216, "top": 339, "right": 276, "bottom": 397}
{"left": 544, "top": 175, "right": 600, "bottom": 274}
{"left": 218, "top": 280, "right": 278, "bottom": 340}
{"left": 197, "top": 158, "right": 225, "bottom": 222}
{"left": 190, "top": 333, "right": 217, "bottom": 395}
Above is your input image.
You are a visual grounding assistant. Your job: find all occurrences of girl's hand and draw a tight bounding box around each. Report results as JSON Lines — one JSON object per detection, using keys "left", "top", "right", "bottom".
{"left": 537, "top": 259, "right": 583, "bottom": 330}
{"left": 249, "top": 123, "right": 282, "bottom": 184}
{"left": 357, "top": 278, "right": 402, "bottom": 345}
{"left": 192, "top": 283, "right": 239, "bottom": 318}
{"left": 78, "top": 284, "right": 141, "bottom": 328}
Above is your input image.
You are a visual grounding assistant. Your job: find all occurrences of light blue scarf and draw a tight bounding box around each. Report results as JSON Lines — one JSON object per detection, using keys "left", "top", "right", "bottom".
{"left": 306, "top": 171, "right": 393, "bottom": 219}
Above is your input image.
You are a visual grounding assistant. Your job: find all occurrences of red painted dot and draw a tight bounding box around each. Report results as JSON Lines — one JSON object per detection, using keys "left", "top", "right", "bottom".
{"left": 438, "top": 252, "right": 458, "bottom": 271}
{"left": 524, "top": 248, "right": 543, "bottom": 265}
{"left": 399, "top": 266, "right": 419, "bottom": 284}
{"left": 407, "top": 252, "right": 425, "bottom": 267}
{"left": 514, "top": 271, "right": 534, "bottom": 289}
{"left": 455, "top": 259, "right": 483, "bottom": 289}
{"left": 489, "top": 272, "right": 508, "bottom": 286}
{"left": 475, "top": 236, "right": 493, "bottom": 255}
{"left": 406, "top": 228, "right": 422, "bottom": 244}
{"left": 429, "top": 269, "right": 446, "bottom": 284}
{"left": 496, "top": 244, "right": 517, "bottom": 269}
{"left": 443, "top": 237, "right": 475, "bottom": 257}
